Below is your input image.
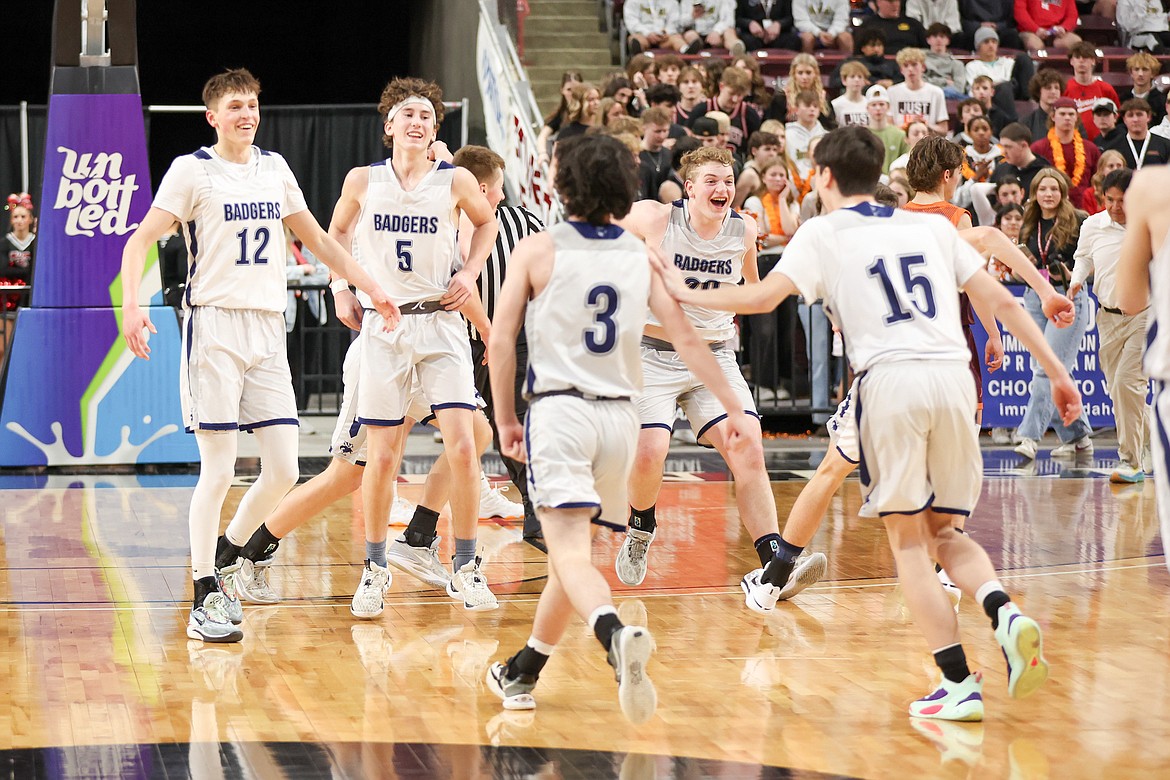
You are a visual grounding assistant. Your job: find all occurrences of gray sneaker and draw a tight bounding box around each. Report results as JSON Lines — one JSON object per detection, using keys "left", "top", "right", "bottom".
{"left": 215, "top": 570, "right": 244, "bottom": 624}
{"left": 608, "top": 625, "right": 657, "bottom": 724}
{"left": 235, "top": 558, "right": 280, "bottom": 604}
{"left": 187, "top": 592, "right": 244, "bottom": 643}
{"left": 777, "top": 552, "right": 828, "bottom": 601}
{"left": 615, "top": 528, "right": 655, "bottom": 586}
{"left": 387, "top": 534, "right": 451, "bottom": 588}
{"left": 486, "top": 661, "right": 537, "bottom": 710}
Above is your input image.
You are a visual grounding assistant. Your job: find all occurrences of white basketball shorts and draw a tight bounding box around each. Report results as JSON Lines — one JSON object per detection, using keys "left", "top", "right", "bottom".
{"left": 180, "top": 306, "right": 298, "bottom": 433}
{"left": 636, "top": 343, "right": 757, "bottom": 444}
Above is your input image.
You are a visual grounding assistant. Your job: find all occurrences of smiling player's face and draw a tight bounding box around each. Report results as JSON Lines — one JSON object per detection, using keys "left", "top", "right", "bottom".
{"left": 207, "top": 91, "right": 259, "bottom": 146}
{"left": 387, "top": 103, "right": 436, "bottom": 151}
{"left": 686, "top": 162, "right": 735, "bottom": 218}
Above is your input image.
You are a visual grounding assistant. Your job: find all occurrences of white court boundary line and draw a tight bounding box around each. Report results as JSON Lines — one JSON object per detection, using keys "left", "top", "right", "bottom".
{"left": 1, "top": 557, "right": 1162, "bottom": 613}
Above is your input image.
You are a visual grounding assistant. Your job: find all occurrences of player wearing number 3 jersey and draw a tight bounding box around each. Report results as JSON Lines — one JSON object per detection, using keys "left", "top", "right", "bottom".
{"left": 484, "top": 135, "right": 758, "bottom": 722}
{"left": 118, "top": 69, "right": 400, "bottom": 645}
{"left": 660, "top": 126, "right": 1082, "bottom": 722}
{"left": 614, "top": 147, "right": 828, "bottom": 613}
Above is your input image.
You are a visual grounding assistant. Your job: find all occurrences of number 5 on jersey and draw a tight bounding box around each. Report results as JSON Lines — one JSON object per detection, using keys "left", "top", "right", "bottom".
{"left": 396, "top": 239, "right": 413, "bottom": 272}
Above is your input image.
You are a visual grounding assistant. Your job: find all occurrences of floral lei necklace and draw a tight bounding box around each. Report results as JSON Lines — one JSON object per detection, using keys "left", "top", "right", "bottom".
{"left": 1047, "top": 128, "right": 1087, "bottom": 187}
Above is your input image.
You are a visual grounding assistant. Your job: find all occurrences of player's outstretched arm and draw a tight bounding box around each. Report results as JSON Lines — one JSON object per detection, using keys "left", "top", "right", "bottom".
{"left": 285, "top": 209, "right": 400, "bottom": 331}
{"left": 120, "top": 207, "right": 181, "bottom": 359}
{"left": 965, "top": 269, "right": 1083, "bottom": 425}
{"left": 1116, "top": 173, "right": 1156, "bottom": 315}
{"left": 650, "top": 245, "right": 795, "bottom": 313}
{"left": 445, "top": 169, "right": 498, "bottom": 308}
{"left": 649, "top": 272, "right": 761, "bottom": 454}
{"left": 488, "top": 234, "right": 544, "bottom": 462}
{"left": 962, "top": 226, "right": 1073, "bottom": 326}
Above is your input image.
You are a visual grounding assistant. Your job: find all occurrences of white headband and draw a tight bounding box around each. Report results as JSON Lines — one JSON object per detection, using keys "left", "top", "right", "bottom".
{"left": 386, "top": 96, "right": 434, "bottom": 124}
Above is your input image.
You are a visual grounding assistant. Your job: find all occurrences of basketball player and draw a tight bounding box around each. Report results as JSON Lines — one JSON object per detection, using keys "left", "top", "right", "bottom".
{"left": 484, "top": 134, "right": 757, "bottom": 722}
{"left": 656, "top": 126, "right": 1080, "bottom": 721}
{"left": 329, "top": 77, "right": 499, "bottom": 615}
{"left": 614, "top": 146, "right": 827, "bottom": 611}
{"left": 119, "top": 69, "right": 401, "bottom": 643}
{"left": 771, "top": 138, "right": 1076, "bottom": 611}
{"left": 1116, "top": 166, "right": 1170, "bottom": 571}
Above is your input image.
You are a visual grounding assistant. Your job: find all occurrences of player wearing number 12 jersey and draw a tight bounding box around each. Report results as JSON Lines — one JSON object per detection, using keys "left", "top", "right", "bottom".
{"left": 661, "top": 126, "right": 1083, "bottom": 722}
{"left": 484, "top": 134, "right": 757, "bottom": 722}
{"left": 119, "top": 68, "right": 399, "bottom": 645}
{"left": 614, "top": 146, "right": 827, "bottom": 612}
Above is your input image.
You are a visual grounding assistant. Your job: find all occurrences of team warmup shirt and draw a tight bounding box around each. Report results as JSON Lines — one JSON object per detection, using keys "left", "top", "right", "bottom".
{"left": 353, "top": 159, "right": 459, "bottom": 308}
{"left": 645, "top": 201, "right": 746, "bottom": 342}
{"left": 153, "top": 146, "right": 308, "bottom": 313}
{"left": 525, "top": 222, "right": 651, "bottom": 399}
{"left": 771, "top": 203, "right": 985, "bottom": 372}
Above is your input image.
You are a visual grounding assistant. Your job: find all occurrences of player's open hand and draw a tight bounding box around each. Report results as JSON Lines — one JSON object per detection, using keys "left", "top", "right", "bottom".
{"left": 1051, "top": 372, "right": 1083, "bottom": 426}
{"left": 497, "top": 419, "right": 526, "bottom": 462}
{"left": 370, "top": 292, "right": 401, "bottom": 332}
{"left": 442, "top": 269, "right": 476, "bottom": 309}
{"left": 985, "top": 336, "right": 1004, "bottom": 372}
{"left": 121, "top": 306, "right": 156, "bottom": 360}
{"left": 334, "top": 288, "right": 364, "bottom": 331}
{"left": 1042, "top": 291, "right": 1076, "bottom": 327}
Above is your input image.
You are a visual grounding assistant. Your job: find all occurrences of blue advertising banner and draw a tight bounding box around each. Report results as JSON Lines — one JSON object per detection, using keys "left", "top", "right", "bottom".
{"left": 971, "top": 284, "right": 1116, "bottom": 429}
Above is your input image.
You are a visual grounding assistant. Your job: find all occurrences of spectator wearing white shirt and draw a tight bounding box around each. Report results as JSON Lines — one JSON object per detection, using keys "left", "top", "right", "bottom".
{"left": 886, "top": 47, "right": 949, "bottom": 134}
{"left": 683, "top": 0, "right": 747, "bottom": 53}
{"left": 831, "top": 61, "right": 871, "bottom": 127}
{"left": 793, "top": 0, "right": 853, "bottom": 52}
{"left": 1117, "top": 0, "right": 1170, "bottom": 50}
{"left": 625, "top": 0, "right": 689, "bottom": 54}
{"left": 906, "top": 0, "right": 962, "bottom": 33}
{"left": 1068, "top": 168, "right": 1150, "bottom": 483}
{"left": 965, "top": 26, "right": 1035, "bottom": 110}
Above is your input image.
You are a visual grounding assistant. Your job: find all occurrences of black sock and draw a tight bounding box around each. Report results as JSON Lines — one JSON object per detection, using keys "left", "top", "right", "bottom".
{"left": 240, "top": 523, "right": 281, "bottom": 562}
{"left": 404, "top": 505, "right": 441, "bottom": 548}
{"left": 933, "top": 644, "right": 971, "bottom": 684}
{"left": 753, "top": 533, "right": 782, "bottom": 567}
{"left": 983, "top": 590, "right": 1012, "bottom": 628}
{"left": 214, "top": 535, "right": 242, "bottom": 571}
{"left": 193, "top": 575, "right": 219, "bottom": 607}
{"left": 629, "top": 506, "right": 656, "bottom": 535}
{"left": 593, "top": 613, "right": 624, "bottom": 652}
{"left": 507, "top": 646, "right": 550, "bottom": 681}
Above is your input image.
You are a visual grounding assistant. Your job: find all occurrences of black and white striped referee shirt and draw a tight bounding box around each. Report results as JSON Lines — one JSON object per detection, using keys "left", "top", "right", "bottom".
{"left": 469, "top": 204, "right": 545, "bottom": 342}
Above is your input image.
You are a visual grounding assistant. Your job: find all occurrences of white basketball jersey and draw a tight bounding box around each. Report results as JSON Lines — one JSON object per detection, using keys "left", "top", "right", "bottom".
{"left": 646, "top": 200, "right": 745, "bottom": 341}
{"left": 774, "top": 203, "right": 984, "bottom": 373}
{"left": 352, "top": 159, "right": 459, "bottom": 307}
{"left": 1147, "top": 227, "right": 1170, "bottom": 380}
{"left": 525, "top": 222, "right": 651, "bottom": 398}
{"left": 153, "top": 146, "right": 308, "bottom": 313}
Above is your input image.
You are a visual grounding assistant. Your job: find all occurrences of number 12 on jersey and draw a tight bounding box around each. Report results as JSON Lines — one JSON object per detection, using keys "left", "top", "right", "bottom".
{"left": 866, "top": 254, "right": 937, "bottom": 325}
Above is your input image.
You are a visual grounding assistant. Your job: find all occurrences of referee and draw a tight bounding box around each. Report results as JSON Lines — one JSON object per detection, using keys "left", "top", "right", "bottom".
{"left": 453, "top": 146, "right": 547, "bottom": 551}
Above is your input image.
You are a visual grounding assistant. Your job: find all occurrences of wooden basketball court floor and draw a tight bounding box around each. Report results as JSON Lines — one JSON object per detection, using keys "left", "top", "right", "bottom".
{"left": 0, "top": 444, "right": 1165, "bottom": 779}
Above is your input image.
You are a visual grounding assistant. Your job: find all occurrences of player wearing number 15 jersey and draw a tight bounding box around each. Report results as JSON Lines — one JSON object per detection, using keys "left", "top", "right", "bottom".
{"left": 484, "top": 134, "right": 758, "bottom": 722}
{"left": 119, "top": 68, "right": 398, "bottom": 645}
{"left": 614, "top": 146, "right": 827, "bottom": 613}
{"left": 662, "top": 126, "right": 1083, "bottom": 722}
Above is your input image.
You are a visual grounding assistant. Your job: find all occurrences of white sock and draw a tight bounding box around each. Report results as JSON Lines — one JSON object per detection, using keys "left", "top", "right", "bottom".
{"left": 224, "top": 425, "right": 299, "bottom": 546}
{"left": 527, "top": 635, "right": 556, "bottom": 656}
{"left": 587, "top": 605, "right": 618, "bottom": 630}
{"left": 190, "top": 432, "right": 237, "bottom": 579}
{"left": 975, "top": 580, "right": 1007, "bottom": 607}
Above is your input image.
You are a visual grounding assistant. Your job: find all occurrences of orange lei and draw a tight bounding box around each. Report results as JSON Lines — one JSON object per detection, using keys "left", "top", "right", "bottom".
{"left": 1047, "top": 128, "right": 1087, "bottom": 187}
{"left": 788, "top": 161, "right": 814, "bottom": 202}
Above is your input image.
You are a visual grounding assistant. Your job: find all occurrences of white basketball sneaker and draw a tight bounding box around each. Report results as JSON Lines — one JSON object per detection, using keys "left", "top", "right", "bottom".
{"left": 479, "top": 474, "right": 524, "bottom": 519}
{"left": 350, "top": 560, "right": 391, "bottom": 619}
{"left": 447, "top": 555, "right": 499, "bottom": 611}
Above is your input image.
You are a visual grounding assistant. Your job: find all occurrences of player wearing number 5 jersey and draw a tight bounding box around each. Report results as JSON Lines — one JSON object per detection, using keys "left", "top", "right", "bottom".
{"left": 328, "top": 77, "right": 500, "bottom": 614}
{"left": 484, "top": 135, "right": 759, "bottom": 722}
{"left": 615, "top": 146, "right": 827, "bottom": 612}
{"left": 119, "top": 69, "right": 400, "bottom": 645}
{"left": 658, "top": 126, "right": 1083, "bottom": 722}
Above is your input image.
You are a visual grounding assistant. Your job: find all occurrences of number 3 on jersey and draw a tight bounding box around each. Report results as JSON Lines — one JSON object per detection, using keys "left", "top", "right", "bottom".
{"left": 584, "top": 284, "right": 619, "bottom": 354}
{"left": 867, "top": 254, "right": 937, "bottom": 325}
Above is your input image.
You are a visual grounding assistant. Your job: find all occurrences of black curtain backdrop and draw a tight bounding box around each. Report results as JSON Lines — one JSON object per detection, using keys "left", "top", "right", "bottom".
{"left": 0, "top": 107, "right": 48, "bottom": 215}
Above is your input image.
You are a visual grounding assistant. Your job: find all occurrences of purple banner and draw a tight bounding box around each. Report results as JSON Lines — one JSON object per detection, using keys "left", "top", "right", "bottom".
{"left": 33, "top": 93, "right": 156, "bottom": 308}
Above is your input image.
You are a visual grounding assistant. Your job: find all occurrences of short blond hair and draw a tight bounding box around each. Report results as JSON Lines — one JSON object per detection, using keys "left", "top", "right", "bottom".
{"left": 896, "top": 48, "right": 927, "bottom": 67}
{"left": 679, "top": 147, "right": 734, "bottom": 182}
{"left": 1127, "top": 50, "right": 1161, "bottom": 75}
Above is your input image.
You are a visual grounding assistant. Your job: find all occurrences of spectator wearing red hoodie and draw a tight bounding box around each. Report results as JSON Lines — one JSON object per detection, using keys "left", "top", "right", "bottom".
{"left": 1015, "top": 0, "right": 1081, "bottom": 51}
{"left": 1064, "top": 43, "right": 1120, "bottom": 142}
